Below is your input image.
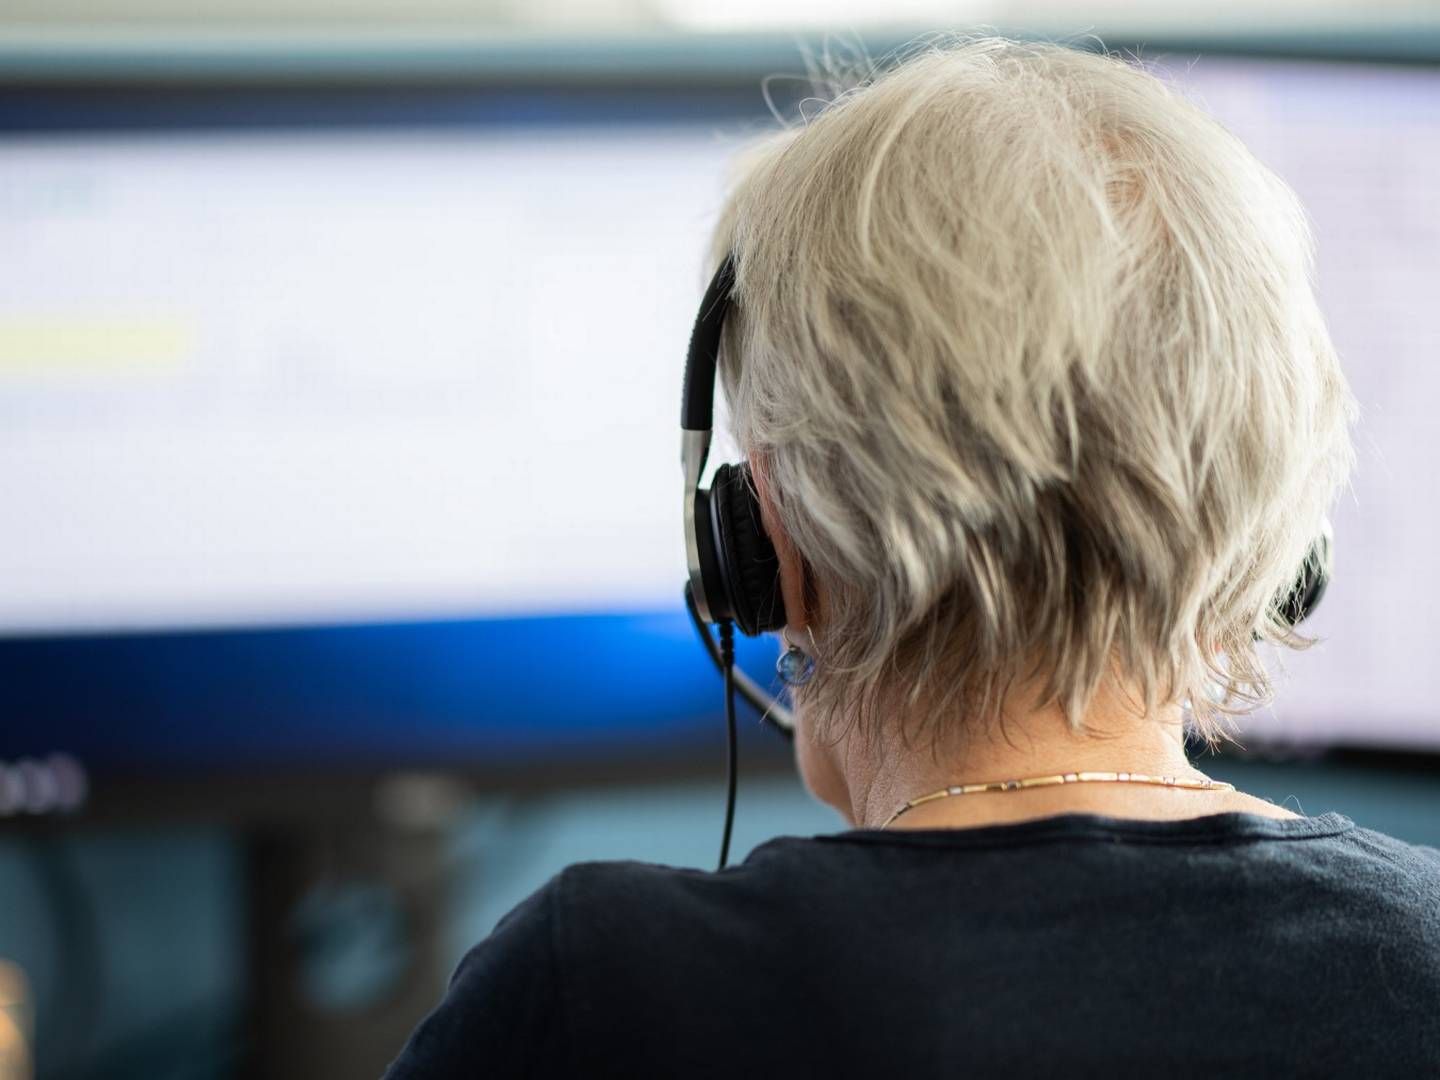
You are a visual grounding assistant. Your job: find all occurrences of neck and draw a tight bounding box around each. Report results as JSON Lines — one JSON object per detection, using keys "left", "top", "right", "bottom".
{"left": 833, "top": 680, "right": 1214, "bottom": 830}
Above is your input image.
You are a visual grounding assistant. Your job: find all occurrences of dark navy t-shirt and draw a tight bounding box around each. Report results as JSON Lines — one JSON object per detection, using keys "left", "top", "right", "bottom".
{"left": 385, "top": 812, "right": 1440, "bottom": 1077}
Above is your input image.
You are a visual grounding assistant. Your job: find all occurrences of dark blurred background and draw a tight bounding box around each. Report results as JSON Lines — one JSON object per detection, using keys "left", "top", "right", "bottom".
{"left": 0, "top": 2, "right": 1438, "bottom": 1077}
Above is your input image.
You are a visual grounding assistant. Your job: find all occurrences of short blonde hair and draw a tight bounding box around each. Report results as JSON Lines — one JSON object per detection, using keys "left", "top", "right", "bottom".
{"left": 712, "top": 36, "right": 1357, "bottom": 748}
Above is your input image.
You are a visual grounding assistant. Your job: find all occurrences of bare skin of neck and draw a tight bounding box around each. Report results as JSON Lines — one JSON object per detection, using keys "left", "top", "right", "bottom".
{"left": 813, "top": 679, "right": 1298, "bottom": 831}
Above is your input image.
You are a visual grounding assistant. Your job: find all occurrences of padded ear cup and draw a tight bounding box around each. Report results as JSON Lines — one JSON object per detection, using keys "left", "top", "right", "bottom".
{"left": 709, "top": 462, "right": 787, "bottom": 635}
{"left": 1277, "top": 527, "right": 1332, "bottom": 628}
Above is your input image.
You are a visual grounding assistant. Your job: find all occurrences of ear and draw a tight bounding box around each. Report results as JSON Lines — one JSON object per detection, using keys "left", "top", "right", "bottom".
{"left": 748, "top": 452, "right": 810, "bottom": 633}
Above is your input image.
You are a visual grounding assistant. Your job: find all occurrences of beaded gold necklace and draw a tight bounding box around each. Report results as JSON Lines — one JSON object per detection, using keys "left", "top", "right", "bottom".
{"left": 882, "top": 770, "right": 1236, "bottom": 829}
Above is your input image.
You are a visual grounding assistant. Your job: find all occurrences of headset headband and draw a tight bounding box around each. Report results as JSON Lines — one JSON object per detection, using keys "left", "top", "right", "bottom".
{"left": 681, "top": 256, "right": 738, "bottom": 625}
{"left": 682, "top": 254, "right": 735, "bottom": 434}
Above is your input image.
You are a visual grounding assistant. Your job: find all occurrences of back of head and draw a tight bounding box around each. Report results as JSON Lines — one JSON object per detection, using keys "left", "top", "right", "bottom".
{"left": 713, "top": 36, "right": 1357, "bottom": 748}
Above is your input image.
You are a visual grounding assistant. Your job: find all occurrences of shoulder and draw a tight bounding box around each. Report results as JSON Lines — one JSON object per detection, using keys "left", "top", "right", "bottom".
{"left": 1339, "top": 824, "right": 1440, "bottom": 893}
{"left": 560, "top": 836, "right": 831, "bottom": 897}
{"left": 550, "top": 840, "right": 817, "bottom": 936}
{"left": 414, "top": 839, "right": 825, "bottom": 1010}
{"left": 1290, "top": 824, "right": 1440, "bottom": 965}
{"left": 533, "top": 839, "right": 875, "bottom": 996}
{"left": 384, "top": 874, "right": 568, "bottom": 1079}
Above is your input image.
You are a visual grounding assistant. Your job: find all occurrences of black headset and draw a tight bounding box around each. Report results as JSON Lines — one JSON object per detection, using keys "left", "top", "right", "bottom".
{"left": 681, "top": 255, "right": 794, "bottom": 722}
{"left": 681, "top": 252, "right": 1334, "bottom": 867}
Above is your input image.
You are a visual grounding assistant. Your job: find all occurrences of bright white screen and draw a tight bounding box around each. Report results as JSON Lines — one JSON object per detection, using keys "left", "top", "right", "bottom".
{"left": 0, "top": 58, "right": 1437, "bottom": 749}
{"left": 0, "top": 125, "right": 741, "bottom": 628}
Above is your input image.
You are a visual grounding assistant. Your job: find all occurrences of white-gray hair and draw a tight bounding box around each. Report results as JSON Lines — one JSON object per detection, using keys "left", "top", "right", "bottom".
{"left": 712, "top": 36, "right": 1357, "bottom": 749}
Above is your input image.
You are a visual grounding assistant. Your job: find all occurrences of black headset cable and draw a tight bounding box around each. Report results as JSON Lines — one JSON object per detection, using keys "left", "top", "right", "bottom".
{"left": 717, "top": 618, "right": 738, "bottom": 871}
{"left": 683, "top": 584, "right": 795, "bottom": 740}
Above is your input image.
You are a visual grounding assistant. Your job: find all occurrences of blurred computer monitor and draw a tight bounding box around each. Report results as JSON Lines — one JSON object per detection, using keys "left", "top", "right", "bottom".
{"left": 0, "top": 53, "right": 1434, "bottom": 777}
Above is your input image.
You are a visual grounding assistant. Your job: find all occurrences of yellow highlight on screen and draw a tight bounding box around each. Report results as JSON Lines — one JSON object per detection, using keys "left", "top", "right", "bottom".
{"left": 0, "top": 316, "right": 191, "bottom": 376}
